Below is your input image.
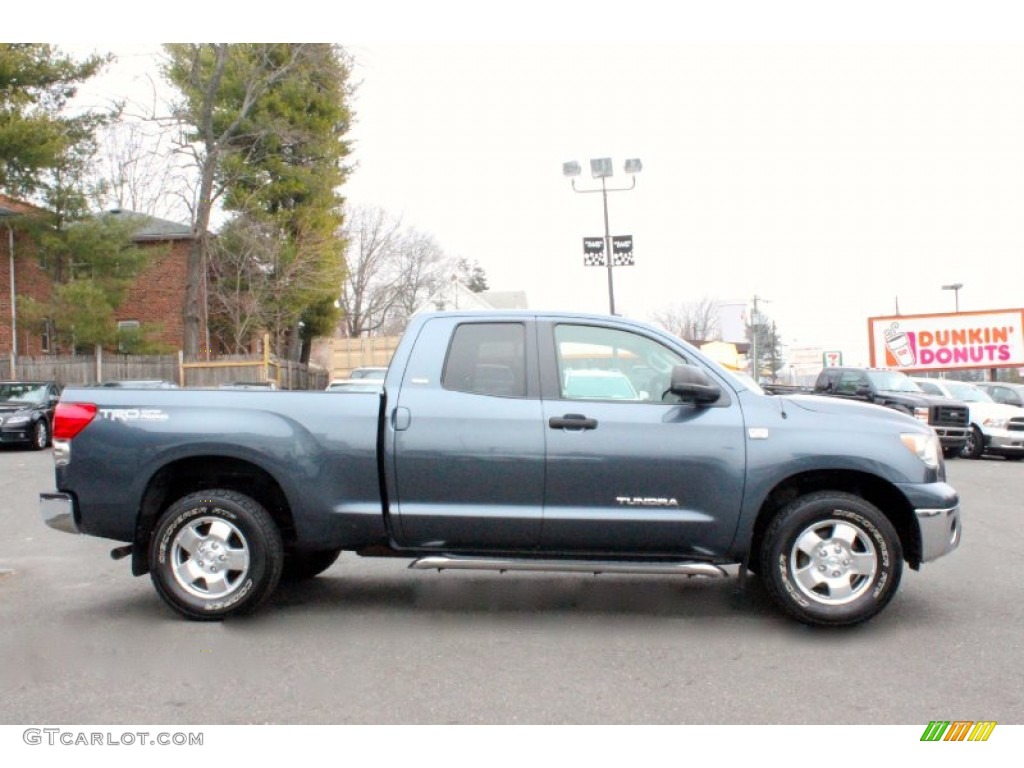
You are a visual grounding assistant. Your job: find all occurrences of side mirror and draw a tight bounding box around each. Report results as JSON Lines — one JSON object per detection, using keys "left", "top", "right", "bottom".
{"left": 855, "top": 384, "right": 872, "bottom": 397}
{"left": 669, "top": 365, "right": 721, "bottom": 405}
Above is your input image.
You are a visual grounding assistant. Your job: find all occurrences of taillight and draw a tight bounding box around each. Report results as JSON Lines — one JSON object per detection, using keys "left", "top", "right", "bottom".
{"left": 53, "top": 402, "right": 98, "bottom": 440}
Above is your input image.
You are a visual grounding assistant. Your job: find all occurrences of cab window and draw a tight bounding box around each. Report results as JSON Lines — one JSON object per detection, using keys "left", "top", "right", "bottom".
{"left": 554, "top": 324, "right": 688, "bottom": 402}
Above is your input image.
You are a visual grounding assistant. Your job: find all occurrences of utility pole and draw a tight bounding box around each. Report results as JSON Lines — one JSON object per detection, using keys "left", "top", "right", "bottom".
{"left": 750, "top": 295, "right": 769, "bottom": 382}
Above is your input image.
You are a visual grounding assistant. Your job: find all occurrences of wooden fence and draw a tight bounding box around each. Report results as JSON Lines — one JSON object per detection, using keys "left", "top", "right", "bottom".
{"left": 328, "top": 336, "right": 401, "bottom": 379}
{"left": 2, "top": 337, "right": 328, "bottom": 391}
{"left": 1, "top": 351, "right": 179, "bottom": 386}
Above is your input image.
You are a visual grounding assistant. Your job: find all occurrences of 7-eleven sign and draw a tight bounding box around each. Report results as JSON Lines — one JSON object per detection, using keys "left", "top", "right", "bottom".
{"left": 823, "top": 351, "right": 843, "bottom": 368}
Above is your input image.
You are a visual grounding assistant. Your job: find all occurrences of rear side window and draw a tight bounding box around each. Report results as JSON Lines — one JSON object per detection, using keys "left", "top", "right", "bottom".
{"left": 442, "top": 323, "right": 526, "bottom": 397}
{"left": 837, "top": 371, "right": 867, "bottom": 395}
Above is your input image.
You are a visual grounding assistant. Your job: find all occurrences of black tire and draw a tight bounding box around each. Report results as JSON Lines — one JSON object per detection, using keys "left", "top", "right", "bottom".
{"left": 30, "top": 419, "right": 49, "bottom": 451}
{"left": 149, "top": 489, "right": 284, "bottom": 621}
{"left": 1003, "top": 455, "right": 1023, "bottom": 462}
{"left": 961, "top": 426, "right": 985, "bottom": 460}
{"left": 759, "top": 491, "right": 903, "bottom": 627}
{"left": 943, "top": 446, "right": 959, "bottom": 460}
{"left": 282, "top": 548, "right": 342, "bottom": 581}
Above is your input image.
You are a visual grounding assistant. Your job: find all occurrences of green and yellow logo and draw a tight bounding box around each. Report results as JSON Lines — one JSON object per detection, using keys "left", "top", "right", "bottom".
{"left": 921, "top": 721, "right": 997, "bottom": 742}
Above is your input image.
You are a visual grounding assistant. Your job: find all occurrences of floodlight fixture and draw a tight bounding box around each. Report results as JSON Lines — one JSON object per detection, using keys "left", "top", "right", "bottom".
{"left": 562, "top": 161, "right": 581, "bottom": 177}
{"left": 624, "top": 158, "right": 643, "bottom": 174}
{"left": 590, "top": 158, "right": 613, "bottom": 179}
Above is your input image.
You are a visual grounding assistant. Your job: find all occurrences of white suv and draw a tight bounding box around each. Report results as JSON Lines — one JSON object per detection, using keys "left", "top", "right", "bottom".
{"left": 911, "top": 378, "right": 1024, "bottom": 461}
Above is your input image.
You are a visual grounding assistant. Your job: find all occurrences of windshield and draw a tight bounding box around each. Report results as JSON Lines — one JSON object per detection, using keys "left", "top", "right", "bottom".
{"left": 945, "top": 382, "right": 993, "bottom": 403}
{"left": 865, "top": 371, "right": 921, "bottom": 393}
{"left": 0, "top": 383, "right": 47, "bottom": 403}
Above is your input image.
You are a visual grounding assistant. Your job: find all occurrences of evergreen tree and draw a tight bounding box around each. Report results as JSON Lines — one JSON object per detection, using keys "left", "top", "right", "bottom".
{"left": 2, "top": 44, "right": 155, "bottom": 352}
{"left": 163, "top": 43, "right": 354, "bottom": 359}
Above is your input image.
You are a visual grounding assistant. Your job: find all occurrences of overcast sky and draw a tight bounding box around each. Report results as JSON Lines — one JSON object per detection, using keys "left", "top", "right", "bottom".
{"left": 44, "top": 1, "right": 1024, "bottom": 366}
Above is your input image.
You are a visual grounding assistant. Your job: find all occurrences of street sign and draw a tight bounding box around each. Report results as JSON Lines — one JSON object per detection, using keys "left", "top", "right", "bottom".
{"left": 582, "top": 237, "right": 605, "bottom": 266}
{"left": 611, "top": 235, "right": 634, "bottom": 266}
{"left": 583, "top": 235, "right": 634, "bottom": 267}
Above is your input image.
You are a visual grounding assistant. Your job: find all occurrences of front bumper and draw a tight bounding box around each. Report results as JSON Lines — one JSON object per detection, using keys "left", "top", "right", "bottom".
{"left": 933, "top": 425, "right": 969, "bottom": 448}
{"left": 915, "top": 504, "right": 961, "bottom": 563}
{"left": 0, "top": 426, "right": 32, "bottom": 443}
{"left": 897, "top": 481, "right": 961, "bottom": 563}
{"left": 985, "top": 429, "right": 1024, "bottom": 456}
{"left": 40, "top": 492, "right": 79, "bottom": 535}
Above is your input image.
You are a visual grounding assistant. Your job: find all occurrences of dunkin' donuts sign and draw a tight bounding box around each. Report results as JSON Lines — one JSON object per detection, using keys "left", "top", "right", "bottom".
{"left": 868, "top": 309, "right": 1024, "bottom": 371}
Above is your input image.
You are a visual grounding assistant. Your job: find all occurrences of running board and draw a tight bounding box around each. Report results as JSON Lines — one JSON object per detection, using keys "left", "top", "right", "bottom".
{"left": 408, "top": 555, "right": 728, "bottom": 578}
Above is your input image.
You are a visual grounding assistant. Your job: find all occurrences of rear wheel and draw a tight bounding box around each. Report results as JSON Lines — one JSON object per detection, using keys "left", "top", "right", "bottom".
{"left": 149, "top": 489, "right": 283, "bottom": 620}
{"left": 760, "top": 491, "right": 902, "bottom": 627}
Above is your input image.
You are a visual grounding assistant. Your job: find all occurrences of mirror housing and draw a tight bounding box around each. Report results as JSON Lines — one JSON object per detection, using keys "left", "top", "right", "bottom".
{"left": 669, "top": 365, "right": 721, "bottom": 405}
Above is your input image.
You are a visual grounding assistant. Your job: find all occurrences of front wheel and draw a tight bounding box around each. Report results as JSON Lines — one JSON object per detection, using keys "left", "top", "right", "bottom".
{"left": 759, "top": 492, "right": 903, "bottom": 627}
{"left": 149, "top": 489, "right": 284, "bottom": 620}
{"left": 30, "top": 419, "right": 50, "bottom": 450}
{"left": 961, "top": 426, "right": 985, "bottom": 460}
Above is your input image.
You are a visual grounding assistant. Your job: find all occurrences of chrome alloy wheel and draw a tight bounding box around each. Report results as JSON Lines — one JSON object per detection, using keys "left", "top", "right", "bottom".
{"left": 169, "top": 516, "right": 251, "bottom": 599}
{"left": 789, "top": 519, "right": 878, "bottom": 605}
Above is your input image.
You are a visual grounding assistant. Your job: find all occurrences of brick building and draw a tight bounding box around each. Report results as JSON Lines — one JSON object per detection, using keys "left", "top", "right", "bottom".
{"left": 0, "top": 194, "right": 194, "bottom": 358}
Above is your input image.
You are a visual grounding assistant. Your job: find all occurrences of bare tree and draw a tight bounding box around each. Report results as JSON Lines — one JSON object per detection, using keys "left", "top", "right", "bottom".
{"left": 338, "top": 205, "right": 450, "bottom": 337}
{"left": 338, "top": 206, "right": 403, "bottom": 337}
{"left": 206, "top": 216, "right": 277, "bottom": 353}
{"left": 208, "top": 213, "right": 345, "bottom": 356}
{"left": 382, "top": 229, "right": 448, "bottom": 333}
{"left": 90, "top": 119, "right": 191, "bottom": 221}
{"left": 651, "top": 297, "right": 722, "bottom": 342}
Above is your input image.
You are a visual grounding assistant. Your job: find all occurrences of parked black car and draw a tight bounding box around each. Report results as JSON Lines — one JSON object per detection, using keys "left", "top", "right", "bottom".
{"left": 0, "top": 381, "right": 62, "bottom": 450}
{"left": 811, "top": 367, "right": 970, "bottom": 457}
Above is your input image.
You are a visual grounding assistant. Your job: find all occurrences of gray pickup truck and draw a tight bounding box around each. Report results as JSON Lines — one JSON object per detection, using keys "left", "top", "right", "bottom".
{"left": 40, "top": 311, "right": 961, "bottom": 627}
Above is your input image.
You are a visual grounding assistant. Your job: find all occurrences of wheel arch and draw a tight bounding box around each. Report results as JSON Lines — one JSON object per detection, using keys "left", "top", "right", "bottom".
{"left": 747, "top": 469, "right": 921, "bottom": 573}
{"left": 131, "top": 456, "right": 295, "bottom": 576}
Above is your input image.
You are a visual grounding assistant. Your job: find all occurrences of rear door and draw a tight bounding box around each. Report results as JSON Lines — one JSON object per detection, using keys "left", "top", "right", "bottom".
{"left": 387, "top": 316, "right": 545, "bottom": 550}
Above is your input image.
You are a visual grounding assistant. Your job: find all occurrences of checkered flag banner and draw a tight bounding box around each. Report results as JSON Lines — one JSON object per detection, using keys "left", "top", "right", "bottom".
{"left": 582, "top": 237, "right": 605, "bottom": 267}
{"left": 612, "top": 235, "right": 634, "bottom": 266}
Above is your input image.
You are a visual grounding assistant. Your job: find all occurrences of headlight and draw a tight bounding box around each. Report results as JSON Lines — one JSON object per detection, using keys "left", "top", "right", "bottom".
{"left": 901, "top": 432, "right": 941, "bottom": 469}
{"left": 912, "top": 407, "right": 930, "bottom": 423}
{"left": 5, "top": 415, "right": 31, "bottom": 425}
{"left": 983, "top": 417, "right": 1008, "bottom": 429}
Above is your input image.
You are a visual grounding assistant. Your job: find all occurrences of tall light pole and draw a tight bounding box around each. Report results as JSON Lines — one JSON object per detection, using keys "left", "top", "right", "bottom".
{"left": 563, "top": 157, "right": 642, "bottom": 315}
{"left": 749, "top": 295, "right": 769, "bottom": 381}
{"left": 942, "top": 282, "right": 963, "bottom": 312}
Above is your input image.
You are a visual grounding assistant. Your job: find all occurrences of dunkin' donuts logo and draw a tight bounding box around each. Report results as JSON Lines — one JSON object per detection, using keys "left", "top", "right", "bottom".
{"left": 883, "top": 321, "right": 1015, "bottom": 367}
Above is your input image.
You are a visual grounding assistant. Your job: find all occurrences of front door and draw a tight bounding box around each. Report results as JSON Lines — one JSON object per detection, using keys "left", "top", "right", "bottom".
{"left": 540, "top": 321, "right": 746, "bottom": 557}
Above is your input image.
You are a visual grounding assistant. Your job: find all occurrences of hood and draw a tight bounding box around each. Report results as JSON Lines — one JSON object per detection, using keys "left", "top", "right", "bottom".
{"left": 784, "top": 394, "right": 924, "bottom": 427}
{"left": 967, "top": 401, "right": 1022, "bottom": 423}
{"left": 875, "top": 390, "right": 961, "bottom": 407}
{"left": 0, "top": 401, "right": 35, "bottom": 413}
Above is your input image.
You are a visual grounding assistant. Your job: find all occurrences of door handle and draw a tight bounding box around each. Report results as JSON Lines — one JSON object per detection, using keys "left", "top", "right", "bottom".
{"left": 392, "top": 407, "right": 412, "bottom": 431}
{"left": 549, "top": 414, "right": 598, "bottom": 430}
